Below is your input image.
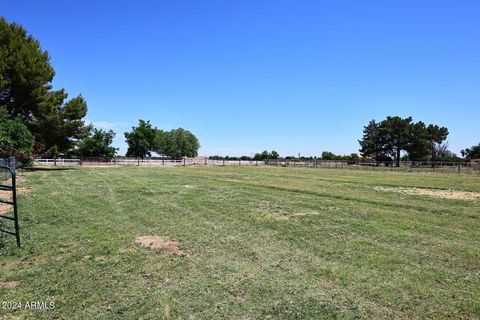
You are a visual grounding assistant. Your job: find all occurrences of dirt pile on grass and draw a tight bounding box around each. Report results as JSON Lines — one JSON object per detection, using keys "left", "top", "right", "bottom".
{"left": 0, "top": 281, "right": 19, "bottom": 289}
{"left": 374, "top": 186, "right": 480, "bottom": 201}
{"left": 135, "top": 236, "right": 184, "bottom": 256}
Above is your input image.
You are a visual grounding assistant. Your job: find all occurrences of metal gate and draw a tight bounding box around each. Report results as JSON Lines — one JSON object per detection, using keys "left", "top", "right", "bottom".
{"left": 0, "top": 165, "right": 20, "bottom": 247}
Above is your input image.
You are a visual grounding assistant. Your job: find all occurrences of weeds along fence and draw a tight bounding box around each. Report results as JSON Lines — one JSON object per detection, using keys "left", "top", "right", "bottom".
{"left": 34, "top": 157, "right": 264, "bottom": 167}
{"left": 266, "top": 159, "right": 480, "bottom": 174}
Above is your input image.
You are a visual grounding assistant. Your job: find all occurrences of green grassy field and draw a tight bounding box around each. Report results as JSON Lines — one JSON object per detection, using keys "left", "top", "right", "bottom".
{"left": 1, "top": 166, "right": 479, "bottom": 319}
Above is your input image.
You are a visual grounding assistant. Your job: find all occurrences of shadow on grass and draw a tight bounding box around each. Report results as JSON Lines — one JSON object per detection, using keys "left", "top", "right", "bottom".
{"left": 22, "top": 167, "right": 76, "bottom": 172}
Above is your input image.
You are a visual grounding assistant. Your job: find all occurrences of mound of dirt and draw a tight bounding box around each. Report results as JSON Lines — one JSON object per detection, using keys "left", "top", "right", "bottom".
{"left": 374, "top": 186, "right": 480, "bottom": 201}
{"left": 135, "top": 236, "right": 184, "bottom": 256}
{"left": 0, "top": 281, "right": 19, "bottom": 289}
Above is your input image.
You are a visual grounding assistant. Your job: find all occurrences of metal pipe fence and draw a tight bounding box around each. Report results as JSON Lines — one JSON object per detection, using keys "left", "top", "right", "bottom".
{"left": 0, "top": 165, "right": 20, "bottom": 247}
{"left": 266, "top": 159, "right": 480, "bottom": 174}
{"left": 32, "top": 157, "right": 480, "bottom": 174}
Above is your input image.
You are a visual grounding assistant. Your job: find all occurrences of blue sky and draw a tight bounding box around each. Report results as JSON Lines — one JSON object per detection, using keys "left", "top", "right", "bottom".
{"left": 2, "top": 0, "right": 479, "bottom": 156}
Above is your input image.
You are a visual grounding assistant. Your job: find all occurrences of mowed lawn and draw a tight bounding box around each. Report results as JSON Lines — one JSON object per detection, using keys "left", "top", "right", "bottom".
{"left": 1, "top": 166, "right": 479, "bottom": 319}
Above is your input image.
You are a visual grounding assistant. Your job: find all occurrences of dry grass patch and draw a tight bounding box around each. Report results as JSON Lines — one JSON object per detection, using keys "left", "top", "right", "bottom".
{"left": 0, "top": 281, "right": 19, "bottom": 289}
{"left": 0, "top": 178, "right": 31, "bottom": 215}
{"left": 374, "top": 186, "right": 480, "bottom": 200}
{"left": 135, "top": 236, "right": 184, "bottom": 256}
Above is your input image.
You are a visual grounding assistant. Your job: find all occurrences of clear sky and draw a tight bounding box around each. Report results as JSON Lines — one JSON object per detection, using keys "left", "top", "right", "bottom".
{"left": 2, "top": 0, "right": 479, "bottom": 156}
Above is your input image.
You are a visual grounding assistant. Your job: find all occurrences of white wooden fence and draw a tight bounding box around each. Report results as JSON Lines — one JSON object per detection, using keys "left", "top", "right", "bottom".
{"left": 34, "top": 159, "right": 81, "bottom": 166}
{"left": 34, "top": 158, "right": 264, "bottom": 167}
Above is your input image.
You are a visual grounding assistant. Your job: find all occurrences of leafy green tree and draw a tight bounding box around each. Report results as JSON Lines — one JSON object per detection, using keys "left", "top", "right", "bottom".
{"left": 359, "top": 120, "right": 385, "bottom": 159}
{"left": 0, "top": 18, "right": 55, "bottom": 122}
{"left": 0, "top": 107, "right": 35, "bottom": 163}
{"left": 153, "top": 129, "right": 167, "bottom": 155}
{"left": 461, "top": 143, "right": 480, "bottom": 160}
{"left": 78, "top": 128, "right": 117, "bottom": 157}
{"left": 254, "top": 151, "right": 269, "bottom": 160}
{"left": 253, "top": 150, "right": 279, "bottom": 160}
{"left": 161, "top": 128, "right": 200, "bottom": 159}
{"left": 321, "top": 151, "right": 337, "bottom": 160}
{"left": 378, "top": 116, "right": 413, "bottom": 167}
{"left": 124, "top": 120, "right": 157, "bottom": 159}
{"left": 34, "top": 90, "right": 89, "bottom": 163}
{"left": 426, "top": 124, "right": 449, "bottom": 162}
{"left": 405, "top": 121, "right": 430, "bottom": 161}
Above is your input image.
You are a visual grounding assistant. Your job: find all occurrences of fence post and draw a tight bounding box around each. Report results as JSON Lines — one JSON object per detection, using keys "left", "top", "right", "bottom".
{"left": 255, "top": 160, "right": 258, "bottom": 166}
{"left": 223, "top": 159, "right": 225, "bottom": 166}
{"left": 183, "top": 158, "right": 186, "bottom": 166}
{"left": 12, "top": 170, "right": 20, "bottom": 247}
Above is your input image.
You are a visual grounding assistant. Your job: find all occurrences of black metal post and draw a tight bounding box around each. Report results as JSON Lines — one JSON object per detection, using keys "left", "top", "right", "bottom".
{"left": 11, "top": 171, "right": 20, "bottom": 247}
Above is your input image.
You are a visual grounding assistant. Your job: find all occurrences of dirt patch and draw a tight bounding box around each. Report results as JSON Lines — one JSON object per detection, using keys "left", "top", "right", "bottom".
{"left": 292, "top": 212, "right": 322, "bottom": 218}
{"left": 118, "top": 247, "right": 136, "bottom": 254}
{"left": 269, "top": 208, "right": 340, "bottom": 220}
{"left": 0, "top": 281, "right": 19, "bottom": 289}
{"left": 374, "top": 186, "right": 480, "bottom": 201}
{"left": 269, "top": 212, "right": 291, "bottom": 220}
{"left": 135, "top": 236, "right": 184, "bottom": 256}
{"left": 0, "top": 205, "right": 11, "bottom": 215}
{"left": 259, "top": 200, "right": 340, "bottom": 220}
{"left": 0, "top": 178, "right": 31, "bottom": 215}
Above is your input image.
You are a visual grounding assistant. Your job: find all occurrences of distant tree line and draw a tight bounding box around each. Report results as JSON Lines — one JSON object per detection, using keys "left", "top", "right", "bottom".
{"left": 209, "top": 150, "right": 279, "bottom": 161}
{"left": 208, "top": 141, "right": 480, "bottom": 163}
{"left": 209, "top": 155, "right": 254, "bottom": 161}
